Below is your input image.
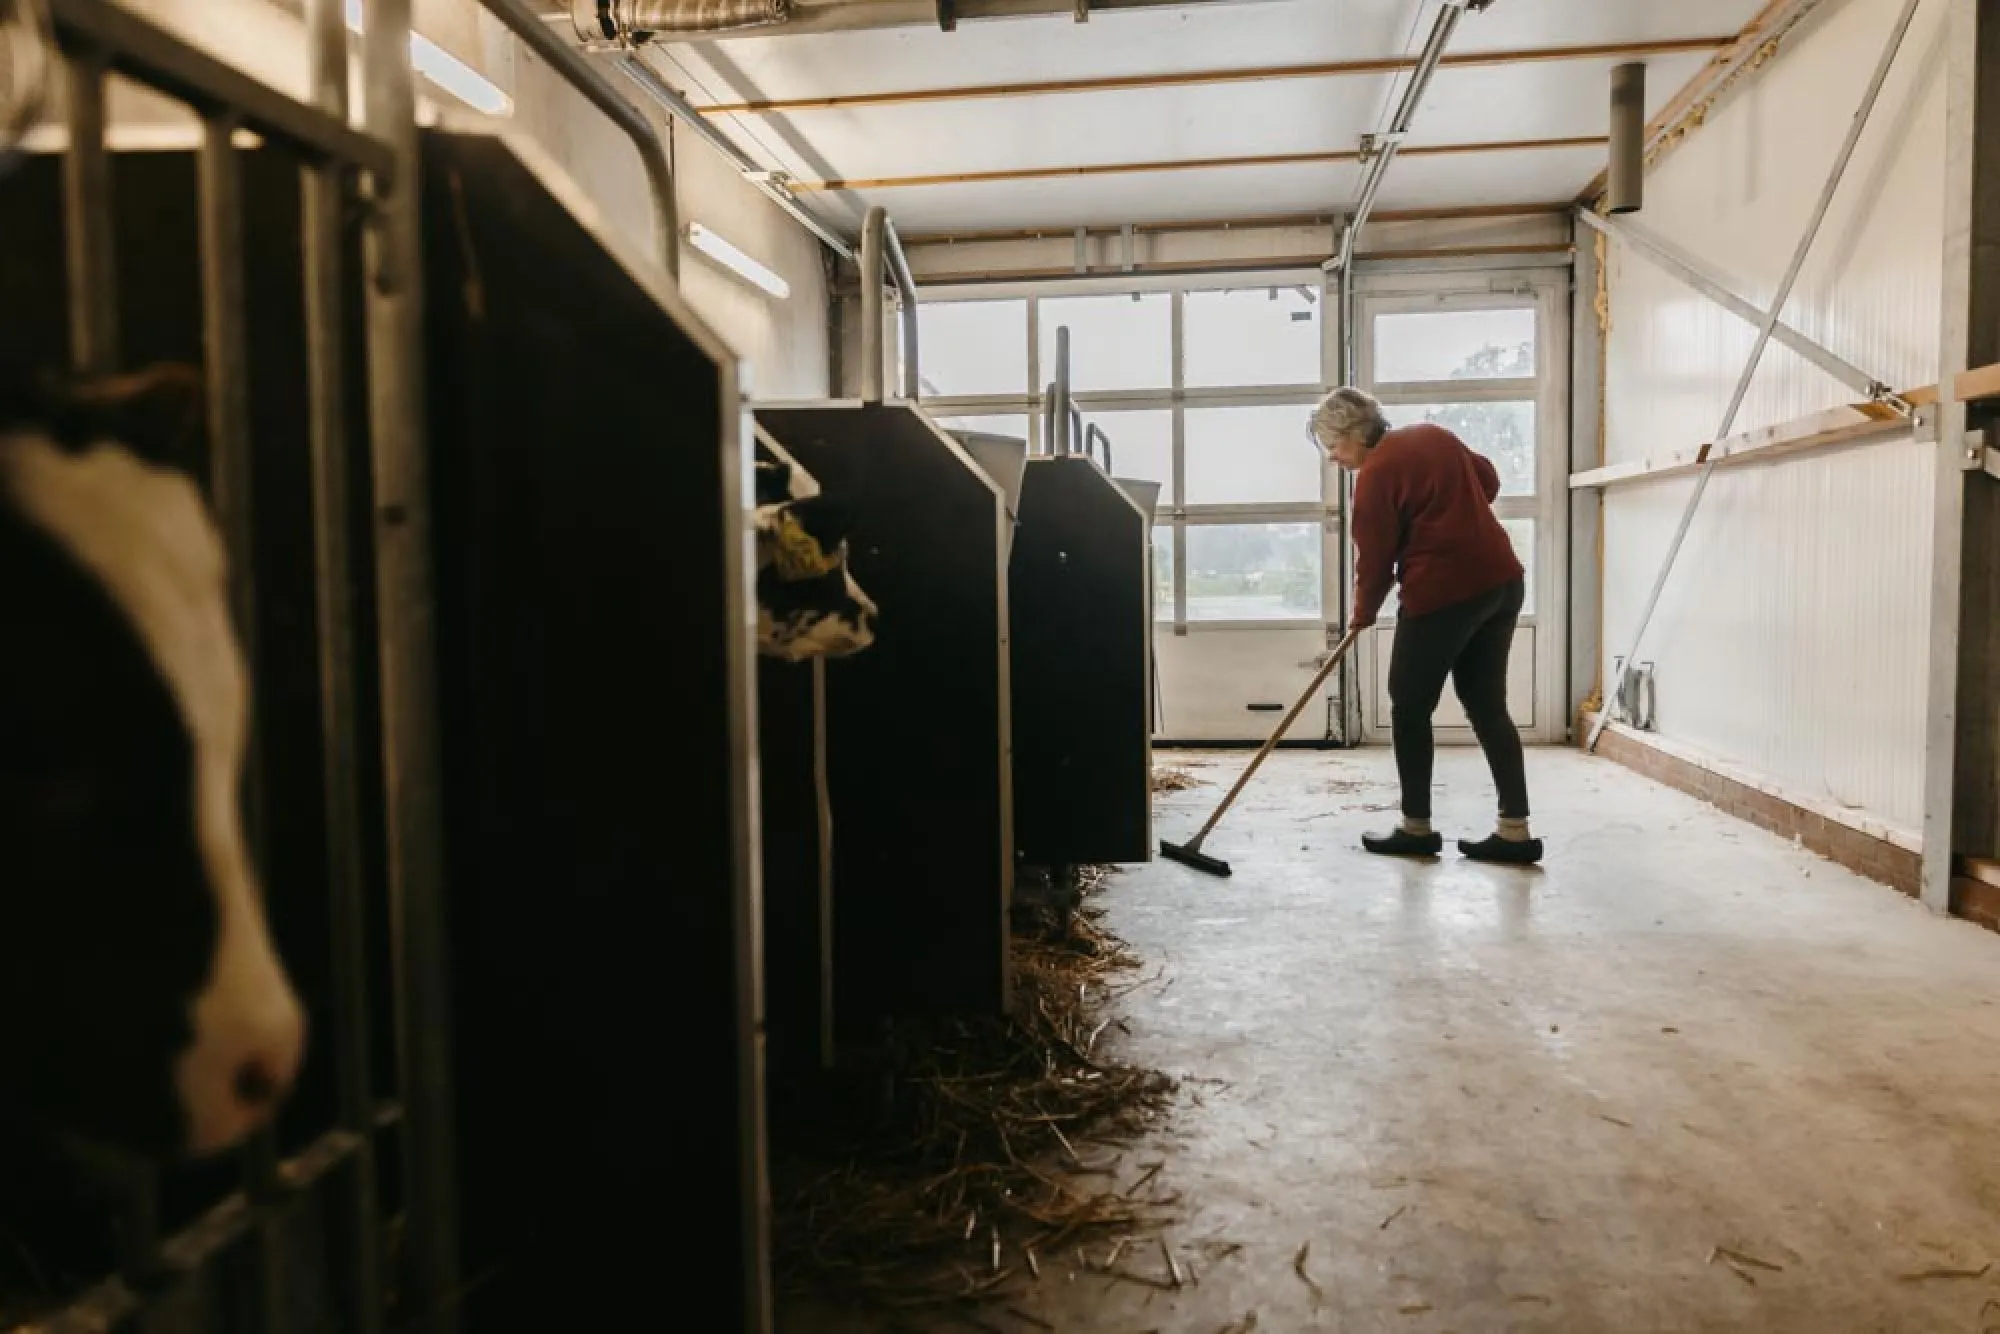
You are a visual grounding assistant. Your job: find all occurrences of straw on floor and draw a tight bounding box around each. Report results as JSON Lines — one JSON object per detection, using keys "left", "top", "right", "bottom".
{"left": 770, "top": 865, "right": 1180, "bottom": 1318}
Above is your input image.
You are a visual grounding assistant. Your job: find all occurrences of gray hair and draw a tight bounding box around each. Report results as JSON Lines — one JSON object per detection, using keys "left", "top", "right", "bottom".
{"left": 1310, "top": 387, "right": 1389, "bottom": 451}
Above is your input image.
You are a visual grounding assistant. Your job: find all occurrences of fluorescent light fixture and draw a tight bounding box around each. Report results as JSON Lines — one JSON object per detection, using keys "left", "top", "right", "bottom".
{"left": 686, "top": 222, "right": 790, "bottom": 300}
{"left": 345, "top": 0, "right": 514, "bottom": 116}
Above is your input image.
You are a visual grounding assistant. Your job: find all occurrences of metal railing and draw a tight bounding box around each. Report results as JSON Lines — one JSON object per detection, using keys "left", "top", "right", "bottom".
{"left": 859, "top": 203, "right": 920, "bottom": 403}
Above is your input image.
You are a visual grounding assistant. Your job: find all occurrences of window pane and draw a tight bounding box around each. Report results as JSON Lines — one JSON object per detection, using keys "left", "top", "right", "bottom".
{"left": 1185, "top": 404, "right": 1324, "bottom": 506}
{"left": 1373, "top": 307, "right": 1536, "bottom": 383}
{"left": 1185, "top": 285, "right": 1321, "bottom": 388}
{"left": 1037, "top": 293, "right": 1172, "bottom": 392}
{"left": 935, "top": 413, "right": 1031, "bottom": 442}
{"left": 1383, "top": 401, "right": 1536, "bottom": 496}
{"left": 1082, "top": 409, "right": 1172, "bottom": 499}
{"left": 915, "top": 300, "right": 1027, "bottom": 398}
{"left": 1151, "top": 526, "right": 1173, "bottom": 622}
{"left": 1373, "top": 518, "right": 1533, "bottom": 621}
{"left": 1186, "top": 522, "right": 1321, "bottom": 622}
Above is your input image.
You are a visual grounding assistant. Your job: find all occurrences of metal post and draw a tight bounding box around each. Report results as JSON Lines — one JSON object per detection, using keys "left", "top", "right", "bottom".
{"left": 1568, "top": 215, "right": 1606, "bottom": 738}
{"left": 888, "top": 222, "right": 920, "bottom": 401}
{"left": 56, "top": 40, "right": 170, "bottom": 1288}
{"left": 859, "top": 206, "right": 885, "bottom": 404}
{"left": 304, "top": 0, "right": 384, "bottom": 1324}
{"left": 1921, "top": 0, "right": 2000, "bottom": 912}
{"left": 60, "top": 48, "right": 116, "bottom": 374}
{"left": 1587, "top": 0, "right": 1923, "bottom": 752}
{"left": 1330, "top": 252, "right": 1361, "bottom": 743}
{"left": 1052, "top": 325, "right": 1071, "bottom": 455}
{"left": 1575, "top": 208, "right": 1893, "bottom": 403}
{"left": 198, "top": 105, "right": 289, "bottom": 1328}
{"left": 198, "top": 113, "right": 263, "bottom": 874}
{"left": 361, "top": 1, "right": 463, "bottom": 1328}
{"left": 1606, "top": 61, "right": 1645, "bottom": 215}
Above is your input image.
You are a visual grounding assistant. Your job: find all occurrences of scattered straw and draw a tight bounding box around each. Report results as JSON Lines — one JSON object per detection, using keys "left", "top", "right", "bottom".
{"left": 1898, "top": 1262, "right": 1991, "bottom": 1282}
{"left": 771, "top": 865, "right": 1180, "bottom": 1317}
{"left": 1151, "top": 766, "right": 1199, "bottom": 793}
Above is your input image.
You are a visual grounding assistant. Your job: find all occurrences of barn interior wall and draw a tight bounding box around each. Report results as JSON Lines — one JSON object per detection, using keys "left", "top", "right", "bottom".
{"left": 1598, "top": 0, "right": 1947, "bottom": 839}
{"left": 73, "top": 0, "right": 831, "bottom": 397}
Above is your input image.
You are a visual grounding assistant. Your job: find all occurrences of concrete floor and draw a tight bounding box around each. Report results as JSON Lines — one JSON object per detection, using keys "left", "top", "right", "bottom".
{"left": 787, "top": 745, "right": 2000, "bottom": 1332}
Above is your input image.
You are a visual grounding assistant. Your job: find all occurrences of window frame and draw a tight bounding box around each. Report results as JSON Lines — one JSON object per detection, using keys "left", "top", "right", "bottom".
{"left": 914, "top": 268, "right": 1332, "bottom": 634}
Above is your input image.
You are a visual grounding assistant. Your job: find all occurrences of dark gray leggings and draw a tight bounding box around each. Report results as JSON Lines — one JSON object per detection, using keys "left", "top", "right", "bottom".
{"left": 1387, "top": 578, "right": 1529, "bottom": 822}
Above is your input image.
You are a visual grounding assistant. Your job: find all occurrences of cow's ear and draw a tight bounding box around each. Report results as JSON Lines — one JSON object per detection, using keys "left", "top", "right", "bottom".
{"left": 67, "top": 363, "right": 208, "bottom": 469}
{"left": 786, "top": 493, "right": 851, "bottom": 550}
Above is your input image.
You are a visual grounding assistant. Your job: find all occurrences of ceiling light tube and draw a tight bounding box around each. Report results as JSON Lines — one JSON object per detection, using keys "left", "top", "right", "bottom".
{"left": 345, "top": 0, "right": 514, "bottom": 116}
{"left": 686, "top": 222, "right": 791, "bottom": 299}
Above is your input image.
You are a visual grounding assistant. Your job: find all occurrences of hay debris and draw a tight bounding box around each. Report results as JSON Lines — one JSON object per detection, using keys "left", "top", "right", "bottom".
{"left": 1151, "top": 765, "right": 1200, "bottom": 793}
{"left": 771, "top": 865, "right": 1179, "bottom": 1316}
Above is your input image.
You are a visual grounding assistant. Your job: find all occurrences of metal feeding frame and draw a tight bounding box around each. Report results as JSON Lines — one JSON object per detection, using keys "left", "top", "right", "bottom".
{"left": 1585, "top": 0, "right": 1925, "bottom": 752}
{"left": 859, "top": 202, "right": 922, "bottom": 402}
{"left": 13, "top": 1, "right": 694, "bottom": 1330}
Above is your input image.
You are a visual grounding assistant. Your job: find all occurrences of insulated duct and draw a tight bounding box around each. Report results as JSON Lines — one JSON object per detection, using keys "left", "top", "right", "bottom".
{"left": 574, "top": 0, "right": 790, "bottom": 40}
{"left": 1606, "top": 60, "right": 1645, "bottom": 214}
{"left": 572, "top": 0, "right": 1252, "bottom": 39}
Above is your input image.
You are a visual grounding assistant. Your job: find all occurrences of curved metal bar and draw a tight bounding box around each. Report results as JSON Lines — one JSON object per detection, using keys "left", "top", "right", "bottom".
{"left": 477, "top": 0, "right": 679, "bottom": 278}
{"left": 1085, "top": 422, "right": 1112, "bottom": 472}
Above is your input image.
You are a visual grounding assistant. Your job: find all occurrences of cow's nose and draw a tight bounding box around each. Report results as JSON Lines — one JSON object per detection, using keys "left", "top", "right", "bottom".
{"left": 233, "top": 1017, "right": 306, "bottom": 1111}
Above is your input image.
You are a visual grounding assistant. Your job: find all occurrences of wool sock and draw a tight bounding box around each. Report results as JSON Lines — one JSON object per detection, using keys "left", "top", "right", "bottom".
{"left": 1400, "top": 817, "right": 1434, "bottom": 837}
{"left": 1497, "top": 816, "right": 1532, "bottom": 843}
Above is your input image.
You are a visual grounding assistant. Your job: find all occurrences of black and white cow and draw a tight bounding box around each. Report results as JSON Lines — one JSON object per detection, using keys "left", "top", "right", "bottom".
{"left": 753, "top": 429, "right": 877, "bottom": 661}
{"left": 0, "top": 361, "right": 305, "bottom": 1161}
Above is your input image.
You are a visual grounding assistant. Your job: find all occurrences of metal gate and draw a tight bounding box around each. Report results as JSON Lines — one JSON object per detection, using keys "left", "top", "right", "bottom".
{"left": 0, "top": 2, "right": 684, "bottom": 1329}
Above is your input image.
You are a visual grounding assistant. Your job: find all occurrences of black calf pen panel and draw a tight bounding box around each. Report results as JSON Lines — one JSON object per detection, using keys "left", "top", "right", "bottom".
{"left": 754, "top": 405, "right": 1014, "bottom": 1032}
{"left": 1008, "top": 456, "right": 1154, "bottom": 867}
{"left": 417, "top": 133, "right": 766, "bottom": 1330}
{"left": 759, "top": 662, "right": 829, "bottom": 1076}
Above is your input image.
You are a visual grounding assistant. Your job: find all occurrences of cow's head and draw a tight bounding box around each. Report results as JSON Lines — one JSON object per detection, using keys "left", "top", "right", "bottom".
{"left": 752, "top": 432, "right": 877, "bottom": 661}
{"left": 0, "top": 362, "right": 306, "bottom": 1162}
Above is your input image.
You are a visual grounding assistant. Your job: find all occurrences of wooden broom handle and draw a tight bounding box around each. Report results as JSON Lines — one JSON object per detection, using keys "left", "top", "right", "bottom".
{"left": 1185, "top": 628, "right": 1362, "bottom": 846}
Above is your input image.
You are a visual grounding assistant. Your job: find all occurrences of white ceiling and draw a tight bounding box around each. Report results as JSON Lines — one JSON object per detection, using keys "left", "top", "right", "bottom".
{"left": 653, "top": 0, "right": 1771, "bottom": 236}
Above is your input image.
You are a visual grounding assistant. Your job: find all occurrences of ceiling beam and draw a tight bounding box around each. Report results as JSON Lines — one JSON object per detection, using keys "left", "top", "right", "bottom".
{"left": 791, "top": 135, "right": 1608, "bottom": 192}
{"left": 899, "top": 200, "right": 1568, "bottom": 245}
{"left": 694, "top": 35, "right": 1732, "bottom": 116}
{"left": 896, "top": 242, "right": 1575, "bottom": 286}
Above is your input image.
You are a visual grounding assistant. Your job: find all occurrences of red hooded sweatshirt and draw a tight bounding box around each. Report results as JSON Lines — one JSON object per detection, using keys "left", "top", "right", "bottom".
{"left": 1349, "top": 422, "right": 1522, "bottom": 627}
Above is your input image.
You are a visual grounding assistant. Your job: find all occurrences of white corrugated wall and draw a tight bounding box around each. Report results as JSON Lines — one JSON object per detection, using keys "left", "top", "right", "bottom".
{"left": 1600, "top": 0, "right": 1947, "bottom": 835}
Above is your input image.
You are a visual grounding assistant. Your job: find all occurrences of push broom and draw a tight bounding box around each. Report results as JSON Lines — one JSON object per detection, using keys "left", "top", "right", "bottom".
{"left": 1159, "top": 627, "right": 1361, "bottom": 877}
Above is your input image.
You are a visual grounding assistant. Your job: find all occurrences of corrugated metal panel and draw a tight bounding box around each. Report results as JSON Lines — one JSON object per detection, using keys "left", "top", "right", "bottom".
{"left": 1599, "top": 0, "right": 1945, "bottom": 834}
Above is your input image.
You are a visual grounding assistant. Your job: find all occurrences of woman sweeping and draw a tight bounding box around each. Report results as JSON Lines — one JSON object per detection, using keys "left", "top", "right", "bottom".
{"left": 1310, "top": 387, "right": 1541, "bottom": 864}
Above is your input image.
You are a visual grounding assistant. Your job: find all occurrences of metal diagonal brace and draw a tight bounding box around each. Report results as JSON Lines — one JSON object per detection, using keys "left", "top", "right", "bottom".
{"left": 1576, "top": 207, "right": 1906, "bottom": 411}
{"left": 1586, "top": 0, "right": 1924, "bottom": 753}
